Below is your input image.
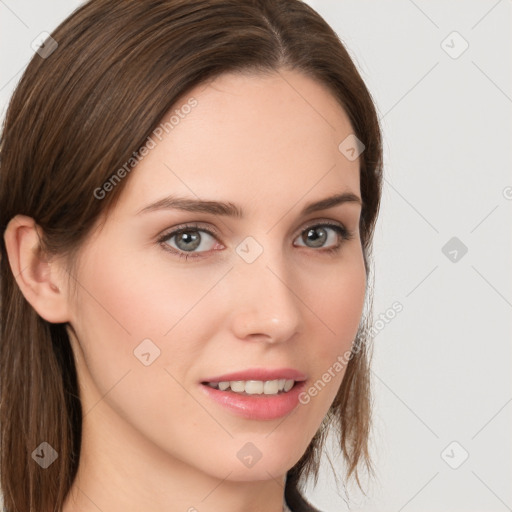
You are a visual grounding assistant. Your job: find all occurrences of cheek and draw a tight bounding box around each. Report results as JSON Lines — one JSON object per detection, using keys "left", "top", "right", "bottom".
{"left": 73, "top": 244, "right": 214, "bottom": 342}
{"left": 296, "top": 252, "right": 366, "bottom": 411}
{"left": 306, "top": 251, "right": 366, "bottom": 351}
{"left": 68, "top": 241, "right": 228, "bottom": 402}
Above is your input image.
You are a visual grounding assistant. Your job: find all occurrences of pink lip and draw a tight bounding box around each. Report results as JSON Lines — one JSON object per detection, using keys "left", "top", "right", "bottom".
{"left": 199, "top": 380, "right": 307, "bottom": 420}
{"left": 201, "top": 367, "right": 307, "bottom": 383}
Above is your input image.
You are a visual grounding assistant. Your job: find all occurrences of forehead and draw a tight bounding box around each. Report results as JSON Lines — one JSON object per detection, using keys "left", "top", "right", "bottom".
{"left": 116, "top": 69, "right": 360, "bottom": 215}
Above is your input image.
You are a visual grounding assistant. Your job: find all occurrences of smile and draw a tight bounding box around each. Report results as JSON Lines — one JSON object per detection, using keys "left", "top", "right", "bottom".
{"left": 204, "top": 379, "right": 296, "bottom": 395}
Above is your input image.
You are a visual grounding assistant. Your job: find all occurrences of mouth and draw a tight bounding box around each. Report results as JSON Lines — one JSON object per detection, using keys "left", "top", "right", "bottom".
{"left": 201, "top": 378, "right": 299, "bottom": 396}
{"left": 199, "top": 377, "right": 308, "bottom": 420}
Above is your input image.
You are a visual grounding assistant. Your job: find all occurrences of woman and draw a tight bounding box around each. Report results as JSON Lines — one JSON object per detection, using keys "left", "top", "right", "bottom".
{"left": 0, "top": 1, "right": 383, "bottom": 511}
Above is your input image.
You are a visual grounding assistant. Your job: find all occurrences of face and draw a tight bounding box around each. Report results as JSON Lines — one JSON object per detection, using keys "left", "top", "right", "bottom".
{"left": 64, "top": 69, "right": 366, "bottom": 482}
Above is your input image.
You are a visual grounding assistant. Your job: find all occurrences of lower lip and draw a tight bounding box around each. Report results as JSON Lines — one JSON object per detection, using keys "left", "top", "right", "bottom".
{"left": 200, "top": 381, "right": 307, "bottom": 420}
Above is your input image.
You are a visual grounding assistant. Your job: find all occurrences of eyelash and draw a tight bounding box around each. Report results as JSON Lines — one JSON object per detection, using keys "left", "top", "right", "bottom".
{"left": 156, "top": 221, "right": 355, "bottom": 261}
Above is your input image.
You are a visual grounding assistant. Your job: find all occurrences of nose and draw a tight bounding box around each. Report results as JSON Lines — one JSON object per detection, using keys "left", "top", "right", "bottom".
{"left": 228, "top": 244, "right": 303, "bottom": 344}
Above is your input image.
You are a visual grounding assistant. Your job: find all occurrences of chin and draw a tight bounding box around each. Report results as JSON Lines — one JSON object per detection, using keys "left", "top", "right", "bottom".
{"left": 188, "top": 441, "right": 302, "bottom": 483}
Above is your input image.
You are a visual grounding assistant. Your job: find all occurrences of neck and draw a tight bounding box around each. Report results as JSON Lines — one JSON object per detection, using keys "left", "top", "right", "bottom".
{"left": 62, "top": 400, "right": 288, "bottom": 512}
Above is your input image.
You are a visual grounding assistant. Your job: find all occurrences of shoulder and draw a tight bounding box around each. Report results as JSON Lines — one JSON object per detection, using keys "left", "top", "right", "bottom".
{"left": 285, "top": 483, "right": 324, "bottom": 512}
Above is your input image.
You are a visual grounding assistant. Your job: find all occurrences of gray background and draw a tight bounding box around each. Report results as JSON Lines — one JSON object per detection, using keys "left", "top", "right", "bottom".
{"left": 1, "top": 1, "right": 511, "bottom": 511}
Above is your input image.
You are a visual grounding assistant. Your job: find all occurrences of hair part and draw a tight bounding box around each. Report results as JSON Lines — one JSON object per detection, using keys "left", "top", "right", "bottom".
{"left": 0, "top": 1, "right": 382, "bottom": 510}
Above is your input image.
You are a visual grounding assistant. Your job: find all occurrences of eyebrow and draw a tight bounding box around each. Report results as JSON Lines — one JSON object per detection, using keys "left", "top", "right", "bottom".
{"left": 136, "top": 191, "right": 362, "bottom": 218}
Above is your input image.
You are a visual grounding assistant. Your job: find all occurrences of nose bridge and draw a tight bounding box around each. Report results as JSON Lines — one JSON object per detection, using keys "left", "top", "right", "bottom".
{"left": 229, "top": 235, "right": 302, "bottom": 341}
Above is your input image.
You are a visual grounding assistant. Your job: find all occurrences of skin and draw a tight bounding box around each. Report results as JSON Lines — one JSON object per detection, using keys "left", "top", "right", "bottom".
{"left": 5, "top": 68, "right": 366, "bottom": 512}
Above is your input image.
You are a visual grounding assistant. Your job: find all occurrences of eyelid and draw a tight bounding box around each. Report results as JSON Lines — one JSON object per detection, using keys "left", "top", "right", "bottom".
{"left": 156, "top": 221, "right": 218, "bottom": 239}
{"left": 299, "top": 218, "right": 349, "bottom": 233}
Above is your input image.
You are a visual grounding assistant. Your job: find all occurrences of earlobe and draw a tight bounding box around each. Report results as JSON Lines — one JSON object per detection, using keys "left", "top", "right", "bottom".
{"left": 3, "top": 214, "right": 71, "bottom": 323}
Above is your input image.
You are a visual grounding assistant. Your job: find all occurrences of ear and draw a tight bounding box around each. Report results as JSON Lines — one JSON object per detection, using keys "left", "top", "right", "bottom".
{"left": 3, "top": 214, "right": 71, "bottom": 323}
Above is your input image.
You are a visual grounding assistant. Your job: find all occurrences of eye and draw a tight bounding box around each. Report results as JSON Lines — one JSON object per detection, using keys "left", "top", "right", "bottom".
{"left": 157, "top": 223, "right": 221, "bottom": 260}
{"left": 293, "top": 222, "right": 353, "bottom": 253}
{"left": 157, "top": 221, "right": 354, "bottom": 261}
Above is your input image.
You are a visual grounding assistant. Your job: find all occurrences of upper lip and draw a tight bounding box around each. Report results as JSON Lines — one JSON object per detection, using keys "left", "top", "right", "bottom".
{"left": 201, "top": 368, "right": 307, "bottom": 383}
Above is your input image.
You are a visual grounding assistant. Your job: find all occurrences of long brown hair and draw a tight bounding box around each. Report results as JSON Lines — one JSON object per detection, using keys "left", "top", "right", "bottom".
{"left": 0, "top": 1, "right": 383, "bottom": 510}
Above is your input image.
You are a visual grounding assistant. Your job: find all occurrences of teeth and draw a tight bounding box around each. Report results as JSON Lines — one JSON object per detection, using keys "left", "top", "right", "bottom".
{"left": 230, "top": 381, "right": 245, "bottom": 393}
{"left": 218, "top": 381, "right": 230, "bottom": 391}
{"left": 283, "top": 379, "right": 294, "bottom": 392}
{"left": 206, "top": 379, "right": 296, "bottom": 395}
{"left": 263, "top": 380, "right": 278, "bottom": 394}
